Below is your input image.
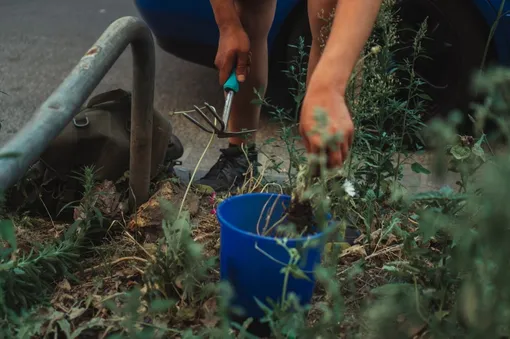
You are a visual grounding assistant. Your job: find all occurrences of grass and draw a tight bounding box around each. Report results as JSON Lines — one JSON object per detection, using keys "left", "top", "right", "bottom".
{"left": 1, "top": 0, "right": 510, "bottom": 337}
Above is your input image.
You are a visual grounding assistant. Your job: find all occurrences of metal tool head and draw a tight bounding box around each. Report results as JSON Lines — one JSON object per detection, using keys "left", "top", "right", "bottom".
{"left": 183, "top": 102, "right": 256, "bottom": 138}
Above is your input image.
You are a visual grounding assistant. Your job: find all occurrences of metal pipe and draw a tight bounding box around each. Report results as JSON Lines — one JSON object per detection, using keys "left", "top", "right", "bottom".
{"left": 0, "top": 16, "right": 155, "bottom": 208}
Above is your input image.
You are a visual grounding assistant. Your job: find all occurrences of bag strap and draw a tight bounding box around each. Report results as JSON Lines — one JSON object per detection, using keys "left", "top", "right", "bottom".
{"left": 77, "top": 89, "right": 132, "bottom": 131}
{"left": 86, "top": 89, "right": 131, "bottom": 108}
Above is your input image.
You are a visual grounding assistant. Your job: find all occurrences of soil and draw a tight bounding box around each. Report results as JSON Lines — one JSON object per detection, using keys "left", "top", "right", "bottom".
{"left": 1, "top": 174, "right": 414, "bottom": 337}
{"left": 285, "top": 197, "right": 316, "bottom": 236}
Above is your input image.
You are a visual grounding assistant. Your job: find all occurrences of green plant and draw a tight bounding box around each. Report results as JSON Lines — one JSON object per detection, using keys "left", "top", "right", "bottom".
{"left": 253, "top": 35, "right": 310, "bottom": 189}
{"left": 142, "top": 201, "right": 215, "bottom": 303}
{"left": 4, "top": 0, "right": 510, "bottom": 338}
{"left": 0, "top": 166, "right": 107, "bottom": 335}
{"left": 341, "top": 0, "right": 428, "bottom": 199}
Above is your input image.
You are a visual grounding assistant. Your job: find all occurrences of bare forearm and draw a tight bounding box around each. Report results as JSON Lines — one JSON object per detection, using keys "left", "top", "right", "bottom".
{"left": 316, "top": 0, "right": 383, "bottom": 94}
{"left": 210, "top": 0, "right": 242, "bottom": 30}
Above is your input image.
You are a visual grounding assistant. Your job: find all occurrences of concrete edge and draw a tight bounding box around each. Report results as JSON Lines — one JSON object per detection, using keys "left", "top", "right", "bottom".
{"left": 173, "top": 166, "right": 289, "bottom": 186}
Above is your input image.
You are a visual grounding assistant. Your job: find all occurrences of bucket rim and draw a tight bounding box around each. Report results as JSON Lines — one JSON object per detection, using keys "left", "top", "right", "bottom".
{"left": 217, "top": 192, "right": 331, "bottom": 243}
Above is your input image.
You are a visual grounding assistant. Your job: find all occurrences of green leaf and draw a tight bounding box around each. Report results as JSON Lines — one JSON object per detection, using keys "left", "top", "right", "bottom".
{"left": 382, "top": 265, "right": 400, "bottom": 272}
{"left": 439, "top": 185, "right": 454, "bottom": 195}
{"left": 0, "top": 152, "right": 21, "bottom": 159}
{"left": 71, "top": 318, "right": 106, "bottom": 339}
{"left": 417, "top": 93, "right": 433, "bottom": 101}
{"left": 289, "top": 266, "right": 313, "bottom": 282}
{"left": 450, "top": 144, "right": 471, "bottom": 160}
{"left": 194, "top": 184, "right": 215, "bottom": 195}
{"left": 250, "top": 98, "right": 264, "bottom": 106}
{"left": 68, "top": 307, "right": 87, "bottom": 320}
{"left": 435, "top": 310, "right": 450, "bottom": 320}
{"left": 0, "top": 219, "right": 16, "bottom": 251}
{"left": 149, "top": 299, "right": 175, "bottom": 313}
{"left": 0, "top": 261, "right": 14, "bottom": 271}
{"left": 471, "top": 143, "right": 485, "bottom": 160}
{"left": 411, "top": 162, "right": 431, "bottom": 175}
{"left": 263, "top": 137, "right": 277, "bottom": 145}
{"left": 57, "top": 319, "right": 72, "bottom": 337}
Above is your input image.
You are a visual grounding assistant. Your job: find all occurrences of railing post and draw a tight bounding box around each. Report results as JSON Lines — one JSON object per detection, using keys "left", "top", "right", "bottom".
{"left": 0, "top": 16, "right": 155, "bottom": 208}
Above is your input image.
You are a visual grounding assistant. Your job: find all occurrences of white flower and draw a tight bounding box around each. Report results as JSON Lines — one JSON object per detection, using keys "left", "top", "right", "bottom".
{"left": 342, "top": 180, "right": 356, "bottom": 197}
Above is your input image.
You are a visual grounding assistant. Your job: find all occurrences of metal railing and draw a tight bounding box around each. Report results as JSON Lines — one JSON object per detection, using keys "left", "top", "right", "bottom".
{"left": 0, "top": 16, "right": 155, "bottom": 208}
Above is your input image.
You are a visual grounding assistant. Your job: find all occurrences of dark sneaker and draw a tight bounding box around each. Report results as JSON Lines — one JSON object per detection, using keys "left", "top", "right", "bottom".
{"left": 345, "top": 226, "right": 362, "bottom": 245}
{"left": 196, "top": 145, "right": 258, "bottom": 192}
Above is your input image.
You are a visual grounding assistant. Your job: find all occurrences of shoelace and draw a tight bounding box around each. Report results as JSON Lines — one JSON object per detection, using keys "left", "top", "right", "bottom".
{"left": 204, "top": 154, "right": 239, "bottom": 179}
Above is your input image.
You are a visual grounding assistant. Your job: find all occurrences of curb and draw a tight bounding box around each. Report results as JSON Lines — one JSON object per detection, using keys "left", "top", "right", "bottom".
{"left": 173, "top": 166, "right": 289, "bottom": 186}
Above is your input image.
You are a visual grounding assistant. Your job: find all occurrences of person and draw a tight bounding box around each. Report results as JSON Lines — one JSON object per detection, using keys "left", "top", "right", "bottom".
{"left": 197, "top": 0, "right": 383, "bottom": 191}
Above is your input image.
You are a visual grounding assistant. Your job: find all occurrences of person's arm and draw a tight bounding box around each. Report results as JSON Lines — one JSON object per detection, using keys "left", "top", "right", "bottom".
{"left": 313, "top": 0, "right": 383, "bottom": 94}
{"left": 210, "top": 0, "right": 242, "bottom": 30}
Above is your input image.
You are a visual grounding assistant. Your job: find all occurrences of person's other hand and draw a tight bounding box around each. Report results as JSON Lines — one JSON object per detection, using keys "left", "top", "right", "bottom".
{"left": 215, "top": 25, "right": 251, "bottom": 85}
{"left": 299, "top": 81, "right": 354, "bottom": 168}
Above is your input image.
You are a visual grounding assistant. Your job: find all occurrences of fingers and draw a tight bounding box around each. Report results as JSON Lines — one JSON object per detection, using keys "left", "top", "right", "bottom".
{"left": 236, "top": 50, "right": 251, "bottom": 83}
{"left": 327, "top": 148, "right": 343, "bottom": 168}
{"left": 301, "top": 126, "right": 353, "bottom": 170}
{"left": 217, "top": 52, "right": 234, "bottom": 85}
{"left": 329, "top": 130, "right": 353, "bottom": 168}
{"left": 216, "top": 50, "right": 251, "bottom": 85}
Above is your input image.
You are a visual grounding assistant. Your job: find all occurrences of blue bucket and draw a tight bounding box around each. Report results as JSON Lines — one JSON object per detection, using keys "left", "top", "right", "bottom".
{"left": 217, "top": 193, "right": 329, "bottom": 320}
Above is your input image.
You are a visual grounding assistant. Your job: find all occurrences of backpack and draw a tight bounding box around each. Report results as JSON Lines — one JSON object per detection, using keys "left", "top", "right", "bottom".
{"left": 7, "top": 89, "right": 183, "bottom": 219}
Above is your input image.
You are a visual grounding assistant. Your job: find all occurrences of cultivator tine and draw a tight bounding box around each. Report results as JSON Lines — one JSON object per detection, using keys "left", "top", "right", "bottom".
{"left": 182, "top": 103, "right": 223, "bottom": 134}
{"left": 182, "top": 69, "right": 257, "bottom": 137}
{"left": 203, "top": 102, "right": 227, "bottom": 131}
{"left": 182, "top": 102, "right": 255, "bottom": 138}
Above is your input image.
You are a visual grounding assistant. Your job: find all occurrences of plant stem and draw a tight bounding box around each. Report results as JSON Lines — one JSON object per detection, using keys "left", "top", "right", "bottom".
{"left": 394, "top": 26, "right": 420, "bottom": 184}
{"left": 281, "top": 259, "right": 292, "bottom": 307}
{"left": 178, "top": 119, "right": 216, "bottom": 217}
{"left": 480, "top": 0, "right": 506, "bottom": 70}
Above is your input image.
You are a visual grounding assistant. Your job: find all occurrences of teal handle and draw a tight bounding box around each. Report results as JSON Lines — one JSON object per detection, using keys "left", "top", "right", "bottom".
{"left": 223, "top": 70, "right": 240, "bottom": 93}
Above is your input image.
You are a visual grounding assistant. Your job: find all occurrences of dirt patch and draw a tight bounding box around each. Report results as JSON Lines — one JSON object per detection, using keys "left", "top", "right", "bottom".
{"left": 12, "top": 217, "right": 65, "bottom": 253}
{"left": 2, "top": 177, "right": 222, "bottom": 334}
{"left": 284, "top": 197, "right": 316, "bottom": 236}
{"left": 3, "top": 175, "right": 410, "bottom": 338}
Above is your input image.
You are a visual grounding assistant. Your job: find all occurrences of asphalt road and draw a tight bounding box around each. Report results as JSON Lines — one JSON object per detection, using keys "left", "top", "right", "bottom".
{"left": 0, "top": 0, "right": 467, "bottom": 193}
{"left": 0, "top": 0, "right": 239, "bottom": 171}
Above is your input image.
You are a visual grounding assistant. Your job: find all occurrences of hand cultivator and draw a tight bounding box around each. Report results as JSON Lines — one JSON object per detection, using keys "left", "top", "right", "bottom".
{"left": 182, "top": 70, "right": 256, "bottom": 138}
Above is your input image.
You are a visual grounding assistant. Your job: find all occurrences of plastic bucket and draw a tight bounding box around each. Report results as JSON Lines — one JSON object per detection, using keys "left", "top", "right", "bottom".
{"left": 217, "top": 193, "right": 329, "bottom": 321}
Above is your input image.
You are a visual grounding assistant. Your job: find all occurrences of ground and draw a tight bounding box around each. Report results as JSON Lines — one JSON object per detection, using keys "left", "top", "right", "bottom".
{"left": 0, "top": 0, "right": 468, "bottom": 188}
{"left": 11, "top": 178, "right": 221, "bottom": 337}
{"left": 6, "top": 167, "right": 437, "bottom": 338}
{"left": 0, "top": 0, "right": 284, "bottom": 174}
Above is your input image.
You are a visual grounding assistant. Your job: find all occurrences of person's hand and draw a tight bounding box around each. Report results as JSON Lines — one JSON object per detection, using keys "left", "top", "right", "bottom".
{"left": 215, "top": 25, "right": 251, "bottom": 85}
{"left": 299, "top": 81, "right": 354, "bottom": 168}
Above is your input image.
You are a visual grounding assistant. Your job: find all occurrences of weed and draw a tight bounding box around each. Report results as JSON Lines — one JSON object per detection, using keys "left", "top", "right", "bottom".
{"left": 2, "top": 0, "right": 510, "bottom": 338}
{"left": 0, "top": 166, "right": 106, "bottom": 335}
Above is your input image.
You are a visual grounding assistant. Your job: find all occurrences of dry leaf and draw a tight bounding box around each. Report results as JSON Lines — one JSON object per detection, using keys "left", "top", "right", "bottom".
{"left": 95, "top": 180, "right": 121, "bottom": 218}
{"left": 69, "top": 307, "right": 87, "bottom": 320}
{"left": 187, "top": 195, "right": 200, "bottom": 217}
{"left": 176, "top": 307, "right": 197, "bottom": 321}
{"left": 175, "top": 276, "right": 184, "bottom": 290}
{"left": 143, "top": 243, "right": 158, "bottom": 255}
{"left": 397, "top": 314, "right": 427, "bottom": 337}
{"left": 324, "top": 242, "right": 351, "bottom": 254}
{"left": 386, "top": 233, "right": 399, "bottom": 246}
{"left": 200, "top": 297, "right": 220, "bottom": 328}
{"left": 128, "top": 182, "right": 174, "bottom": 230}
{"left": 340, "top": 244, "right": 367, "bottom": 258}
{"left": 370, "top": 229, "right": 382, "bottom": 248}
{"left": 57, "top": 279, "right": 72, "bottom": 292}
